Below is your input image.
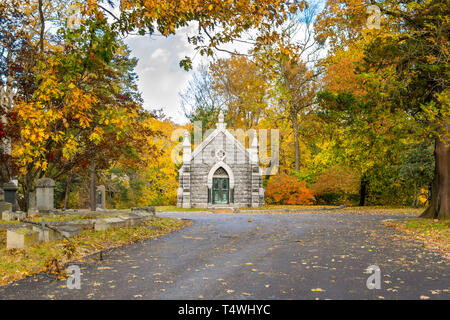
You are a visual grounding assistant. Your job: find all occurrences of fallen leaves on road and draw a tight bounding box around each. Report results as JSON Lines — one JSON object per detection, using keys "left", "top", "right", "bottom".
{"left": 382, "top": 218, "right": 449, "bottom": 257}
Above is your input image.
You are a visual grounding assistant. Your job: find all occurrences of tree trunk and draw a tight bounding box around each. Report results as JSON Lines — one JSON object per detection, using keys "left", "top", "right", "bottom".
{"left": 359, "top": 175, "right": 368, "bottom": 206}
{"left": 420, "top": 136, "right": 450, "bottom": 220}
{"left": 63, "top": 174, "right": 72, "bottom": 211}
{"left": 38, "top": 0, "right": 45, "bottom": 53}
{"left": 89, "top": 159, "right": 96, "bottom": 211}
{"left": 292, "top": 117, "right": 300, "bottom": 171}
{"left": 21, "top": 169, "right": 36, "bottom": 212}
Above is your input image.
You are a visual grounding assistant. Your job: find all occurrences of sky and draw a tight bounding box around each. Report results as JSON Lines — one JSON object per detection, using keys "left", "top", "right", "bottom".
{"left": 122, "top": 1, "right": 326, "bottom": 125}
{"left": 124, "top": 24, "right": 250, "bottom": 125}
{"left": 124, "top": 27, "right": 199, "bottom": 125}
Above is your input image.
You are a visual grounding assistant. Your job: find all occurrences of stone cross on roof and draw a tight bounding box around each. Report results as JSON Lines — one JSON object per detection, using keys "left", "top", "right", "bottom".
{"left": 217, "top": 110, "right": 226, "bottom": 129}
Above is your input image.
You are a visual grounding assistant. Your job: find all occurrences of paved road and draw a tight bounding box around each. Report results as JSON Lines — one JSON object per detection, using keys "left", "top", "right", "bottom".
{"left": 0, "top": 212, "right": 448, "bottom": 299}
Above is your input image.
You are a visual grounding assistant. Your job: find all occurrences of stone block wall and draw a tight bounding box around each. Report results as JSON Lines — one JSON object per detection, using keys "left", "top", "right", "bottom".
{"left": 178, "top": 131, "right": 264, "bottom": 208}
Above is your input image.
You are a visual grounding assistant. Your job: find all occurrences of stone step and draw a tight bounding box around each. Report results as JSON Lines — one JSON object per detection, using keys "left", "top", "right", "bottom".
{"left": 211, "top": 207, "right": 239, "bottom": 214}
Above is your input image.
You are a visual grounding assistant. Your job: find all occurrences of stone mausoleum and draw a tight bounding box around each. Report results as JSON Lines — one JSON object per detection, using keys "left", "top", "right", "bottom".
{"left": 177, "top": 111, "right": 264, "bottom": 208}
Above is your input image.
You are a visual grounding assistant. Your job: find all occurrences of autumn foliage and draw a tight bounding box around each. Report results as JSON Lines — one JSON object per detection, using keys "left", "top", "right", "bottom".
{"left": 311, "top": 165, "right": 360, "bottom": 205}
{"left": 265, "top": 174, "right": 314, "bottom": 205}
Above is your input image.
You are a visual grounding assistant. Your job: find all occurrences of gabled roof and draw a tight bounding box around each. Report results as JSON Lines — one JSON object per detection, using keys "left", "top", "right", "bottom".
{"left": 190, "top": 125, "right": 250, "bottom": 161}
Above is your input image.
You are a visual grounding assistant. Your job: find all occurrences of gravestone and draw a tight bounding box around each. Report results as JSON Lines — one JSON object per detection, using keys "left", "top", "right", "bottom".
{"left": 3, "top": 181, "right": 18, "bottom": 211}
{"left": 58, "top": 225, "right": 81, "bottom": 238}
{"left": 0, "top": 202, "right": 12, "bottom": 216}
{"left": 36, "top": 178, "right": 55, "bottom": 213}
{"left": 0, "top": 187, "right": 11, "bottom": 215}
{"left": 94, "top": 217, "right": 127, "bottom": 231}
{"left": 28, "top": 191, "right": 38, "bottom": 215}
{"left": 7, "top": 227, "right": 39, "bottom": 249}
{"left": 96, "top": 185, "right": 106, "bottom": 209}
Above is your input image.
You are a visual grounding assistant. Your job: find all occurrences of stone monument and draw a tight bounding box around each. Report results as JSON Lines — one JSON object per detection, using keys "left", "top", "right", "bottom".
{"left": 36, "top": 178, "right": 55, "bottom": 213}
{"left": 96, "top": 185, "right": 106, "bottom": 209}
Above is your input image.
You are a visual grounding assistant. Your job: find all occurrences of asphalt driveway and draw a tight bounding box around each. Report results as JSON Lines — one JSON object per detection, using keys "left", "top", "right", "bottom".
{"left": 0, "top": 212, "right": 448, "bottom": 299}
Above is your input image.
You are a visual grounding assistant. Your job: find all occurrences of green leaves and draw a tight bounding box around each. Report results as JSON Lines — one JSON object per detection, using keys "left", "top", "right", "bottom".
{"left": 179, "top": 57, "right": 193, "bottom": 71}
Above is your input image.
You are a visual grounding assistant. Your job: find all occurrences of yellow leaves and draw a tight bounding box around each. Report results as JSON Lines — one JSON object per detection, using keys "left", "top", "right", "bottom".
{"left": 89, "top": 131, "right": 101, "bottom": 144}
{"left": 35, "top": 160, "right": 48, "bottom": 171}
{"left": 62, "top": 137, "right": 79, "bottom": 160}
{"left": 21, "top": 128, "right": 30, "bottom": 137}
{"left": 15, "top": 147, "right": 25, "bottom": 157}
{"left": 289, "top": 3, "right": 298, "bottom": 14}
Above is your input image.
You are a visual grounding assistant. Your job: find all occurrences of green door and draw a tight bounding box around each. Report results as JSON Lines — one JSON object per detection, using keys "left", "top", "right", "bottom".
{"left": 213, "top": 178, "right": 229, "bottom": 204}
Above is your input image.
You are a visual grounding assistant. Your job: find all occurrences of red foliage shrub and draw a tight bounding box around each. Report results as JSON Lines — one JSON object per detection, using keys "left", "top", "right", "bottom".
{"left": 265, "top": 174, "right": 315, "bottom": 205}
{"left": 310, "top": 165, "right": 360, "bottom": 205}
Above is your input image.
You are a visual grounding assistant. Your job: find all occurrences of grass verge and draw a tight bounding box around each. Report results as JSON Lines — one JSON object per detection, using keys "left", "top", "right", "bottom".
{"left": 0, "top": 217, "right": 192, "bottom": 286}
{"left": 383, "top": 218, "right": 450, "bottom": 256}
{"left": 240, "top": 205, "right": 423, "bottom": 216}
{"left": 0, "top": 214, "right": 116, "bottom": 225}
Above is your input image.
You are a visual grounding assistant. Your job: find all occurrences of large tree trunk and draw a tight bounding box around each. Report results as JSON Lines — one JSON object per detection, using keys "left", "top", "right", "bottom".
{"left": 420, "top": 136, "right": 450, "bottom": 220}
{"left": 89, "top": 159, "right": 96, "bottom": 211}
{"left": 359, "top": 175, "right": 368, "bottom": 206}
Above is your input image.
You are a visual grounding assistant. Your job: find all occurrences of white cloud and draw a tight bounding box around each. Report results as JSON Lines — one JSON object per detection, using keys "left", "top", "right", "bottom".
{"left": 124, "top": 24, "right": 250, "bottom": 125}
{"left": 125, "top": 27, "right": 199, "bottom": 124}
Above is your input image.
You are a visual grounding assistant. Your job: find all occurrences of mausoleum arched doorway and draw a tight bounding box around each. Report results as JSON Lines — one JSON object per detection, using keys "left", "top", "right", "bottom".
{"left": 212, "top": 167, "right": 229, "bottom": 204}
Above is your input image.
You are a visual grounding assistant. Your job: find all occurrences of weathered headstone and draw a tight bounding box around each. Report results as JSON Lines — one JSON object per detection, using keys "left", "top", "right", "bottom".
{"left": 36, "top": 178, "right": 55, "bottom": 213}
{"left": 117, "top": 214, "right": 143, "bottom": 227}
{"left": 0, "top": 186, "right": 11, "bottom": 216}
{"left": 32, "top": 225, "right": 59, "bottom": 242}
{"left": 7, "top": 228, "right": 39, "bottom": 249}
{"left": 96, "top": 185, "right": 106, "bottom": 209}
{"left": 131, "top": 206, "right": 156, "bottom": 221}
{"left": 94, "top": 217, "right": 127, "bottom": 231}
{"left": 28, "top": 191, "right": 38, "bottom": 216}
{"left": 3, "top": 181, "right": 18, "bottom": 211}
{"left": 58, "top": 225, "right": 81, "bottom": 238}
{"left": 2, "top": 210, "right": 26, "bottom": 221}
{"left": 0, "top": 184, "right": 12, "bottom": 216}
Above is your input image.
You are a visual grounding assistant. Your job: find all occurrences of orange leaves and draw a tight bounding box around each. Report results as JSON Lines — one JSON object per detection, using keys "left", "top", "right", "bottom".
{"left": 322, "top": 47, "right": 366, "bottom": 97}
{"left": 311, "top": 165, "right": 360, "bottom": 195}
{"left": 265, "top": 174, "right": 315, "bottom": 205}
{"left": 209, "top": 56, "right": 268, "bottom": 130}
{"left": 116, "top": 0, "right": 297, "bottom": 57}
